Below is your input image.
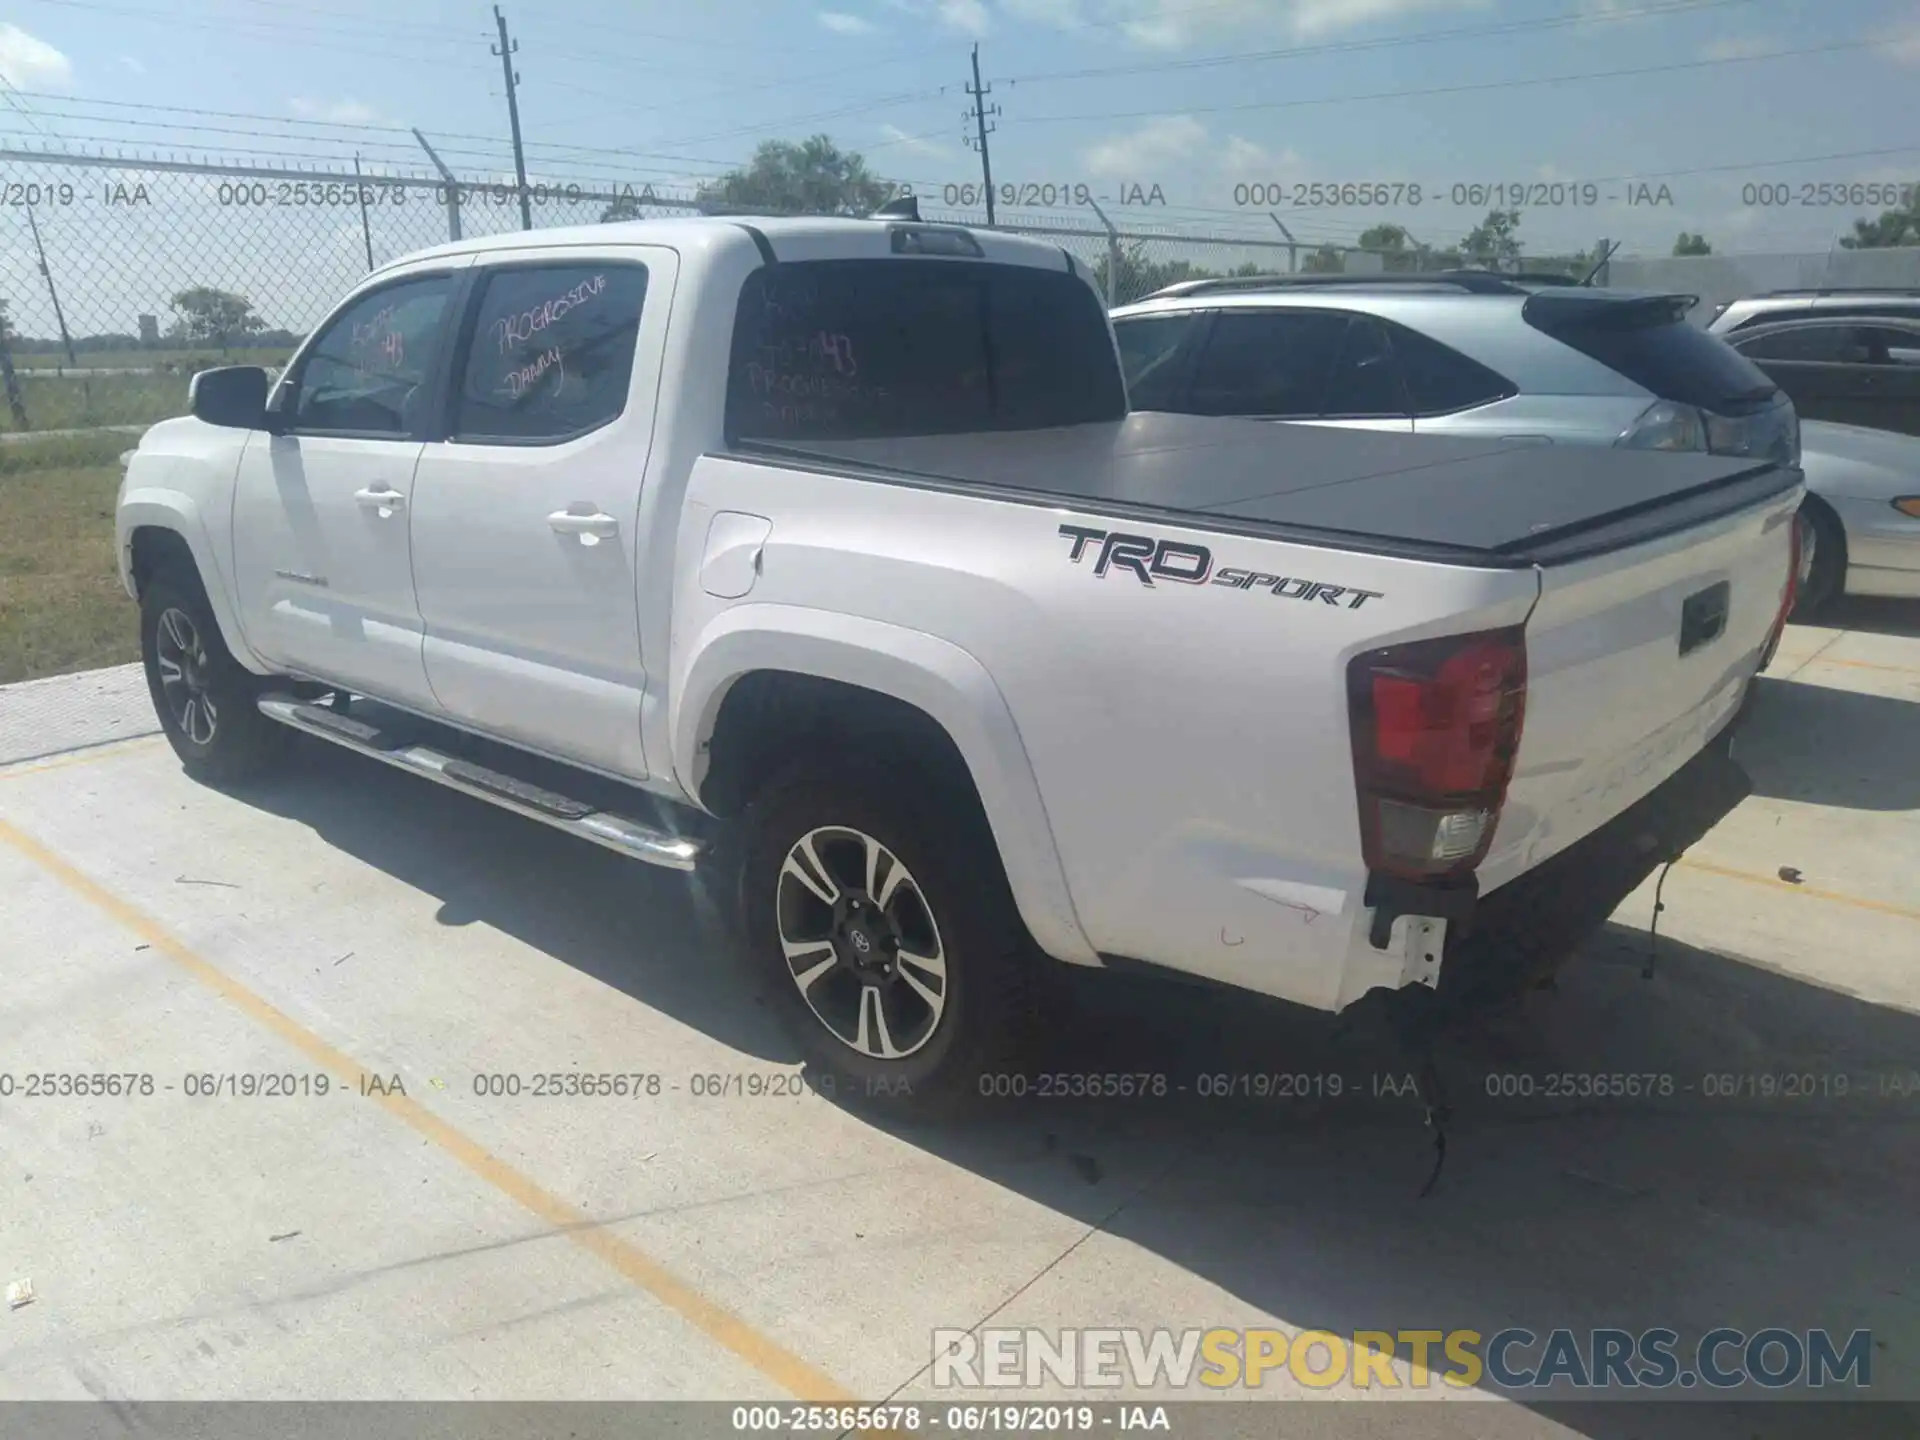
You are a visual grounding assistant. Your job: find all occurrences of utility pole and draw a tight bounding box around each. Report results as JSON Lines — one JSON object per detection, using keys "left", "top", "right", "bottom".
{"left": 491, "top": 5, "right": 532, "bottom": 231}
{"left": 964, "top": 43, "right": 999, "bottom": 227}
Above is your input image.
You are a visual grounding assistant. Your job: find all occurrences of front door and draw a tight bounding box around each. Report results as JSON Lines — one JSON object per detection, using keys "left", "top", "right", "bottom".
{"left": 229, "top": 268, "right": 462, "bottom": 708}
{"left": 408, "top": 250, "right": 671, "bottom": 777}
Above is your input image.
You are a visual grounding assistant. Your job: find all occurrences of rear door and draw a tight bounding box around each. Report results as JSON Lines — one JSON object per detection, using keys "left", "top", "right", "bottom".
{"left": 408, "top": 247, "right": 673, "bottom": 777}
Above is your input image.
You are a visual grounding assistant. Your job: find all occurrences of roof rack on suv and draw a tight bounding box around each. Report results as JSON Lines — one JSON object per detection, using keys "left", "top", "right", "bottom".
{"left": 1142, "top": 269, "right": 1535, "bottom": 300}
{"left": 1757, "top": 287, "right": 1920, "bottom": 298}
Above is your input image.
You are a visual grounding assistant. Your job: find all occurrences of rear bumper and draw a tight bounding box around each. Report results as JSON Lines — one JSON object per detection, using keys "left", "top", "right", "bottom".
{"left": 1436, "top": 735, "right": 1751, "bottom": 1007}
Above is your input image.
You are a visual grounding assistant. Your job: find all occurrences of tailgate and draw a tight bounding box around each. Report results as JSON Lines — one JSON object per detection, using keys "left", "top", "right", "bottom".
{"left": 1478, "top": 482, "right": 1799, "bottom": 891}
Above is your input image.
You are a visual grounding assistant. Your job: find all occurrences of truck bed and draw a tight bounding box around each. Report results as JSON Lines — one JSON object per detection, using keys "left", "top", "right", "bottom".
{"left": 738, "top": 413, "right": 1798, "bottom": 566}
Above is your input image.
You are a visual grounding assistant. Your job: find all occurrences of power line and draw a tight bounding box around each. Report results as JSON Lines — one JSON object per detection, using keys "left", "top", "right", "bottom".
{"left": 0, "top": 91, "right": 775, "bottom": 174}
{"left": 20, "top": 0, "right": 783, "bottom": 81}
{"left": 224, "top": 0, "right": 909, "bottom": 58}
{"left": 1007, "top": 37, "right": 1889, "bottom": 125}
{"left": 652, "top": 90, "right": 954, "bottom": 150}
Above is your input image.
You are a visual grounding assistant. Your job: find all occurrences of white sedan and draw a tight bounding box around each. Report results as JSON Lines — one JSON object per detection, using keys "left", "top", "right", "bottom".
{"left": 1796, "top": 419, "right": 1920, "bottom": 612}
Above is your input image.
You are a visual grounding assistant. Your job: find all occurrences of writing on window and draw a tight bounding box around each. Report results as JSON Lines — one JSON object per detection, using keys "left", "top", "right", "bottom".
{"left": 456, "top": 265, "right": 648, "bottom": 441}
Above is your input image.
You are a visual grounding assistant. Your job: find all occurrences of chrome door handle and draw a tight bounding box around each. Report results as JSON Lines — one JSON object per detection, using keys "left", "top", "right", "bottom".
{"left": 548, "top": 509, "right": 618, "bottom": 539}
{"left": 354, "top": 486, "right": 407, "bottom": 511}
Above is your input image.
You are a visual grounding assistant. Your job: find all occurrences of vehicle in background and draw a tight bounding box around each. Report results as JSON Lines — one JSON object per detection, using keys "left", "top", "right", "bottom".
{"left": 1767, "top": 420, "right": 1920, "bottom": 601}
{"left": 1705, "top": 287, "right": 1920, "bottom": 335}
{"left": 115, "top": 218, "right": 1797, "bottom": 1107}
{"left": 1111, "top": 272, "right": 1912, "bottom": 612}
{"left": 1718, "top": 313, "right": 1920, "bottom": 438}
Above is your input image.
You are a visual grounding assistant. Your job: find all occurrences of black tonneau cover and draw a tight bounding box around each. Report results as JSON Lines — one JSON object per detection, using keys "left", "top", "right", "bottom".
{"left": 733, "top": 413, "right": 1797, "bottom": 566}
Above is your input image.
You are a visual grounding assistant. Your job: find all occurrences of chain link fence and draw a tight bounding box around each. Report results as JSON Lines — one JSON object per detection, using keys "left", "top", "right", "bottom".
{"left": 0, "top": 148, "right": 1597, "bottom": 432}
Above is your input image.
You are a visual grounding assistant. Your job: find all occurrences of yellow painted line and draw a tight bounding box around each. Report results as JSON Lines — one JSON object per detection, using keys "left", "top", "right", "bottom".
{"left": 1804, "top": 655, "right": 1920, "bottom": 678}
{"left": 0, "top": 815, "right": 856, "bottom": 1404}
{"left": 0, "top": 734, "right": 162, "bottom": 782}
{"left": 1677, "top": 856, "right": 1920, "bottom": 926}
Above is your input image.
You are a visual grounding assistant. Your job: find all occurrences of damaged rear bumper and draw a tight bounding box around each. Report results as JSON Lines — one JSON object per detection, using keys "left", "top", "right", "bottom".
{"left": 1436, "top": 736, "right": 1752, "bottom": 1007}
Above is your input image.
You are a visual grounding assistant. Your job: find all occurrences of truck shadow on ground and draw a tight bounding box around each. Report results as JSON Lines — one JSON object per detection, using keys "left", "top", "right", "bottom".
{"left": 881, "top": 928, "right": 1920, "bottom": 1439}
{"left": 1811, "top": 597, "right": 1920, "bottom": 640}
{"left": 1736, "top": 672, "right": 1920, "bottom": 811}
{"left": 235, "top": 737, "right": 1918, "bottom": 1438}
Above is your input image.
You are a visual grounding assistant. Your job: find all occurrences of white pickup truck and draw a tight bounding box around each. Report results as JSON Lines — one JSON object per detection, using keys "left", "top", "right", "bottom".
{"left": 117, "top": 210, "right": 1799, "bottom": 1104}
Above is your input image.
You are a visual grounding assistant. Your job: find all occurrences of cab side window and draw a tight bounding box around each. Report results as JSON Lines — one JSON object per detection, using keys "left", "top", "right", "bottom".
{"left": 289, "top": 276, "right": 453, "bottom": 436}
{"left": 452, "top": 263, "right": 650, "bottom": 443}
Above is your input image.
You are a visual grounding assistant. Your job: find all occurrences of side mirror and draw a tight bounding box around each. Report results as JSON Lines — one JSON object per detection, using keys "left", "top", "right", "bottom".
{"left": 189, "top": 366, "right": 270, "bottom": 430}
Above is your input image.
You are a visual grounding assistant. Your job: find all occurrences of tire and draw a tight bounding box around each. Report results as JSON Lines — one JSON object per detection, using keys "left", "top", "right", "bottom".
{"left": 1791, "top": 501, "right": 1846, "bottom": 619}
{"left": 737, "top": 753, "right": 1040, "bottom": 1115}
{"left": 139, "top": 570, "right": 286, "bottom": 783}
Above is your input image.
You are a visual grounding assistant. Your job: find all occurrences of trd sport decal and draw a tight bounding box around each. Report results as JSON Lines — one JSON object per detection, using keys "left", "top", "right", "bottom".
{"left": 1058, "top": 524, "right": 1384, "bottom": 610}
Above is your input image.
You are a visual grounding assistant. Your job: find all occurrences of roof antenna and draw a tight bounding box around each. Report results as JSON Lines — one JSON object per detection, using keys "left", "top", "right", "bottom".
{"left": 1580, "top": 239, "right": 1621, "bottom": 287}
{"left": 872, "top": 193, "right": 920, "bottom": 222}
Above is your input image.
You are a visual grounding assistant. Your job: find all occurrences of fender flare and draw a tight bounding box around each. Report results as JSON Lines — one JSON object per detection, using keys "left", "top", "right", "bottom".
{"left": 674, "top": 604, "right": 1100, "bottom": 967}
{"left": 118, "top": 489, "right": 270, "bottom": 675}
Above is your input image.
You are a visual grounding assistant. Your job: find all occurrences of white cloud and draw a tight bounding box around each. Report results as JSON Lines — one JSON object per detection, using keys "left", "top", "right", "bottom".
{"left": 0, "top": 23, "right": 74, "bottom": 90}
{"left": 1285, "top": 0, "right": 1490, "bottom": 38}
{"left": 289, "top": 97, "right": 383, "bottom": 125}
{"left": 938, "top": 0, "right": 991, "bottom": 33}
{"left": 998, "top": 0, "right": 1487, "bottom": 49}
{"left": 1699, "top": 34, "right": 1778, "bottom": 60}
{"left": 1084, "top": 114, "right": 1208, "bottom": 178}
{"left": 1219, "top": 135, "right": 1270, "bottom": 172}
{"left": 118, "top": 54, "right": 147, "bottom": 76}
{"left": 1874, "top": 17, "right": 1920, "bottom": 62}
{"left": 878, "top": 122, "right": 954, "bottom": 158}
{"left": 1000, "top": 0, "right": 1085, "bottom": 23}
{"left": 818, "top": 10, "right": 878, "bottom": 33}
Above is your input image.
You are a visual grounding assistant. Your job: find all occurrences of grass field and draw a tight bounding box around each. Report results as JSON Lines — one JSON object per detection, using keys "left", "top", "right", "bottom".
{"left": 2, "top": 373, "right": 190, "bottom": 433}
{"left": 0, "top": 434, "right": 137, "bottom": 684}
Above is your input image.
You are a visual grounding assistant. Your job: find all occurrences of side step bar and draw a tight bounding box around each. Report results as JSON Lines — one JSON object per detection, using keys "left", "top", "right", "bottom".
{"left": 256, "top": 694, "right": 702, "bottom": 872}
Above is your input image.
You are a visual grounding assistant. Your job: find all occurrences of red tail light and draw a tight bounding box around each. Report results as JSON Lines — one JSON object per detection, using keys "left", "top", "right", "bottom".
{"left": 1348, "top": 627, "right": 1527, "bottom": 881}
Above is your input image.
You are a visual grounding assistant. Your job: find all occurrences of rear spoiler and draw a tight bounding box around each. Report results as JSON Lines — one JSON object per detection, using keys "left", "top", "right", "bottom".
{"left": 1522, "top": 291, "right": 1699, "bottom": 330}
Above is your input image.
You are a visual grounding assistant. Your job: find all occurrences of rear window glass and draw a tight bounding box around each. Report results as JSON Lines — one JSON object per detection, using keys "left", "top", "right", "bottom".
{"left": 1528, "top": 296, "right": 1777, "bottom": 411}
{"left": 1381, "top": 322, "right": 1511, "bottom": 415}
{"left": 726, "top": 259, "right": 1125, "bottom": 442}
{"left": 1114, "top": 313, "right": 1201, "bottom": 409}
{"left": 1733, "top": 324, "right": 1871, "bottom": 362}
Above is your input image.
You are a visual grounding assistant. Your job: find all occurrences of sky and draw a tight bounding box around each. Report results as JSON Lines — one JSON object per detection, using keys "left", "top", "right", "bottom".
{"left": 0, "top": 0, "right": 1916, "bottom": 332}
